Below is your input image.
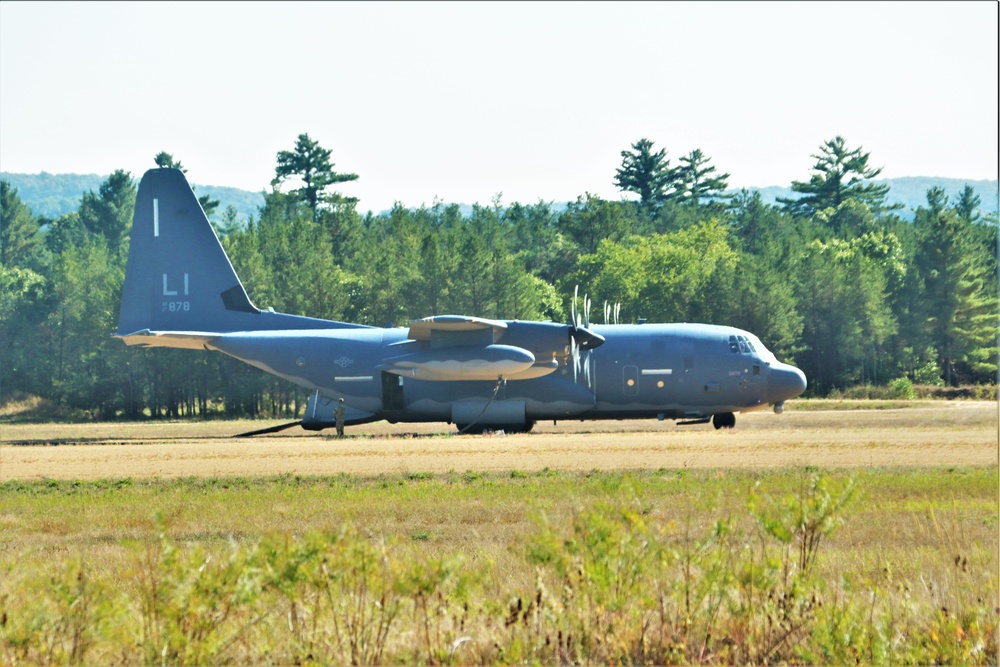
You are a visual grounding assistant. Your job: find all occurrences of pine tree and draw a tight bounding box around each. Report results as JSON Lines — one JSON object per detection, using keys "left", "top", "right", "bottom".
{"left": 77, "top": 170, "right": 136, "bottom": 256}
{"left": 916, "top": 190, "right": 999, "bottom": 385}
{"left": 676, "top": 149, "right": 732, "bottom": 208}
{"left": 272, "top": 133, "right": 358, "bottom": 221}
{"left": 778, "top": 136, "right": 900, "bottom": 220}
{"left": 153, "top": 152, "right": 220, "bottom": 218}
{"left": 613, "top": 138, "right": 679, "bottom": 218}
{"left": 0, "top": 180, "right": 46, "bottom": 270}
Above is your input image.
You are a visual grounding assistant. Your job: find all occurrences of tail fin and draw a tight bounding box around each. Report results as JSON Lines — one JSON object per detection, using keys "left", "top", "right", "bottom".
{"left": 116, "top": 168, "right": 361, "bottom": 348}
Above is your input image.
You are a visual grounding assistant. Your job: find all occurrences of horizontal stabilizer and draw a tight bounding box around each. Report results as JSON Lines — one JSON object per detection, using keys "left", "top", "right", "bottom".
{"left": 115, "top": 329, "right": 220, "bottom": 350}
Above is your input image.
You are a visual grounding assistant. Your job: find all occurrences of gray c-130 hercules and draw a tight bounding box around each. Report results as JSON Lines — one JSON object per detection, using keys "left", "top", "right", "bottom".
{"left": 116, "top": 167, "right": 806, "bottom": 433}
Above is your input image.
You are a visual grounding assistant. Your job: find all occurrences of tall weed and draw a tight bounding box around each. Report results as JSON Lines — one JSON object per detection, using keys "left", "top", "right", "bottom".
{"left": 2, "top": 471, "right": 996, "bottom": 664}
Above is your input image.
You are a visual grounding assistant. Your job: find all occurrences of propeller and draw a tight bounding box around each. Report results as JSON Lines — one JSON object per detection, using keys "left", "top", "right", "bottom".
{"left": 569, "top": 286, "right": 605, "bottom": 350}
{"left": 567, "top": 286, "right": 605, "bottom": 387}
{"left": 602, "top": 301, "right": 622, "bottom": 325}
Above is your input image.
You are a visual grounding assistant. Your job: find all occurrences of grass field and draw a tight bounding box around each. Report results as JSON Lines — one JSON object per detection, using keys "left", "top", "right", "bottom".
{"left": 2, "top": 401, "right": 997, "bottom": 480}
{"left": 1, "top": 402, "right": 997, "bottom": 664}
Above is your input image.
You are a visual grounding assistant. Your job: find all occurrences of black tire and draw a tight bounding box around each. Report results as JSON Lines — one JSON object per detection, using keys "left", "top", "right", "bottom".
{"left": 456, "top": 422, "right": 535, "bottom": 435}
{"left": 712, "top": 412, "right": 736, "bottom": 429}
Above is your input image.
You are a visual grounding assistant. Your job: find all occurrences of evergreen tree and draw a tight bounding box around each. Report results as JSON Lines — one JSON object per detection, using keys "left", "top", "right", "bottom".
{"left": 613, "top": 138, "right": 679, "bottom": 218}
{"left": 1, "top": 180, "right": 46, "bottom": 270}
{"left": 154, "top": 151, "right": 183, "bottom": 171}
{"left": 728, "top": 250, "right": 803, "bottom": 363}
{"left": 952, "top": 183, "right": 982, "bottom": 225}
{"left": 778, "top": 136, "right": 901, "bottom": 220}
{"left": 153, "top": 152, "right": 220, "bottom": 218}
{"left": 272, "top": 133, "right": 358, "bottom": 221}
{"left": 676, "top": 149, "right": 732, "bottom": 209}
{"left": 557, "top": 194, "right": 633, "bottom": 255}
{"left": 794, "top": 240, "right": 897, "bottom": 392}
{"left": 915, "top": 190, "right": 999, "bottom": 385}
{"left": 42, "top": 238, "right": 129, "bottom": 416}
{"left": 77, "top": 170, "right": 136, "bottom": 256}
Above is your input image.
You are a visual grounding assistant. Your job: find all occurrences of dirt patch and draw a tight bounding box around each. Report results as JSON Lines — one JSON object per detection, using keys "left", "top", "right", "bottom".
{"left": 1, "top": 404, "right": 996, "bottom": 481}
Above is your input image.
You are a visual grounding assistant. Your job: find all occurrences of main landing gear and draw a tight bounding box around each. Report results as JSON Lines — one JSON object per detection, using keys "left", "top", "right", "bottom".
{"left": 712, "top": 412, "right": 736, "bottom": 430}
{"left": 456, "top": 421, "right": 535, "bottom": 435}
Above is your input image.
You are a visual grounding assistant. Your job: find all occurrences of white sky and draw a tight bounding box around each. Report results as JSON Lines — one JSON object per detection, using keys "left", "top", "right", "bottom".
{"left": 1, "top": 1, "right": 997, "bottom": 213}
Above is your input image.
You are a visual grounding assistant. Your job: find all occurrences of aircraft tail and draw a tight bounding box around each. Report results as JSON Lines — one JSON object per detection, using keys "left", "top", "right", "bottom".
{"left": 116, "top": 167, "right": 361, "bottom": 348}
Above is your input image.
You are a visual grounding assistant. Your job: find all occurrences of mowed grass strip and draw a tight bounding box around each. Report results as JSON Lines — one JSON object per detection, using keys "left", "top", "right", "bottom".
{"left": 2, "top": 403, "right": 996, "bottom": 480}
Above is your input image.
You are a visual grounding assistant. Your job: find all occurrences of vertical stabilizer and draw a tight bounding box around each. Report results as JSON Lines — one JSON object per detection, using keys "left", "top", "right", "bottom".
{"left": 116, "top": 168, "right": 364, "bottom": 345}
{"left": 116, "top": 168, "right": 259, "bottom": 336}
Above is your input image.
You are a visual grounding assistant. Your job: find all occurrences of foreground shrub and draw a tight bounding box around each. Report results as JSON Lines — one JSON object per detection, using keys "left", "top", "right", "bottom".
{"left": 1, "top": 472, "right": 996, "bottom": 664}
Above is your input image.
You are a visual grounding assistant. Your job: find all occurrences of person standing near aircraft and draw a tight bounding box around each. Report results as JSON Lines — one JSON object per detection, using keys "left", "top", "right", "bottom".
{"left": 334, "top": 398, "right": 346, "bottom": 437}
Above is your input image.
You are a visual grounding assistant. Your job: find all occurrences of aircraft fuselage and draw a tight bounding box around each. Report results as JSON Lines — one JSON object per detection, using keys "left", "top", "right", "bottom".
{"left": 205, "top": 321, "right": 805, "bottom": 429}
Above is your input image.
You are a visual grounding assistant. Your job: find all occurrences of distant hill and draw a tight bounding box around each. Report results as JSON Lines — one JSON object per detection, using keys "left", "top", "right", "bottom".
{"left": 0, "top": 172, "right": 265, "bottom": 223}
{"left": 2, "top": 172, "right": 996, "bottom": 223}
{"left": 740, "top": 177, "right": 998, "bottom": 220}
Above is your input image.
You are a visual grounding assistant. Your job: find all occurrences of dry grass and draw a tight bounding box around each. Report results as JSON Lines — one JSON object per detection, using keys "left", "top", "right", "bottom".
{"left": 1, "top": 402, "right": 996, "bottom": 481}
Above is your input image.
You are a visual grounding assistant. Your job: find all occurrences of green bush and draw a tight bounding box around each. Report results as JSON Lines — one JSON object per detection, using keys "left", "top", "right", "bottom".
{"left": 2, "top": 473, "right": 996, "bottom": 664}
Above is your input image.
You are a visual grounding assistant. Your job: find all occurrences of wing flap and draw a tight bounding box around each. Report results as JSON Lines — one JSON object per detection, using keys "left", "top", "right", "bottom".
{"left": 407, "top": 315, "right": 507, "bottom": 346}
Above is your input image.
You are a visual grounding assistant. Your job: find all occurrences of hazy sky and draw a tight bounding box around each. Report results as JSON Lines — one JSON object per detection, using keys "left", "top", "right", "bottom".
{"left": 1, "top": 1, "right": 997, "bottom": 213}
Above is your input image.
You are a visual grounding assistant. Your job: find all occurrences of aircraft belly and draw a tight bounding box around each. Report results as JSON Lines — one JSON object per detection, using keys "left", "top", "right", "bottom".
{"left": 397, "top": 375, "right": 595, "bottom": 421}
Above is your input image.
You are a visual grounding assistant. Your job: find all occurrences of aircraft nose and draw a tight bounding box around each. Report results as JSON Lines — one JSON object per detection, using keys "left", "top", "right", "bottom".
{"left": 768, "top": 363, "right": 807, "bottom": 403}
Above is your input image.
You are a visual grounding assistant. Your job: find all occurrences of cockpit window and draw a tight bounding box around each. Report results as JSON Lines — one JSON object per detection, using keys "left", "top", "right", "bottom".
{"left": 729, "top": 334, "right": 757, "bottom": 354}
{"left": 748, "top": 334, "right": 777, "bottom": 363}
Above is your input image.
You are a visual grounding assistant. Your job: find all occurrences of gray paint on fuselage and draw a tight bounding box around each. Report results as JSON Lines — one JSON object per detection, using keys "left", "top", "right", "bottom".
{"left": 582, "top": 323, "right": 769, "bottom": 419}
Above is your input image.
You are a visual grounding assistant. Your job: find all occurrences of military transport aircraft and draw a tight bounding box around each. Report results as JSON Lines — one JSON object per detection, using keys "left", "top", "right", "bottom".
{"left": 116, "top": 168, "right": 806, "bottom": 434}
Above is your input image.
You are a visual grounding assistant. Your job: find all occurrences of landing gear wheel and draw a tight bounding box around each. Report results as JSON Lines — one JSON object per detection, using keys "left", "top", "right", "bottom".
{"left": 456, "top": 422, "right": 535, "bottom": 435}
{"left": 712, "top": 412, "right": 736, "bottom": 429}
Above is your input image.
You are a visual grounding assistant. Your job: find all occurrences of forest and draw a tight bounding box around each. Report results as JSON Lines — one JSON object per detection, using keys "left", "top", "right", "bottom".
{"left": 1, "top": 135, "right": 997, "bottom": 420}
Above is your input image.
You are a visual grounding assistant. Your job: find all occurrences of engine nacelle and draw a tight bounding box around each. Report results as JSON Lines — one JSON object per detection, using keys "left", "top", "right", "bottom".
{"left": 379, "top": 344, "right": 535, "bottom": 381}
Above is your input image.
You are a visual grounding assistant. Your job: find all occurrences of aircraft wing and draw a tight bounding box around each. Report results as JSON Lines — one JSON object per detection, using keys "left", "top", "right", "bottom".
{"left": 115, "top": 329, "right": 220, "bottom": 350}
{"left": 379, "top": 315, "right": 554, "bottom": 381}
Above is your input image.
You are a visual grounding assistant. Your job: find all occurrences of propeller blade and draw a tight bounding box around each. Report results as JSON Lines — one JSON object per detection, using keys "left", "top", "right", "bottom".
{"left": 572, "top": 335, "right": 579, "bottom": 382}
{"left": 571, "top": 285, "right": 579, "bottom": 328}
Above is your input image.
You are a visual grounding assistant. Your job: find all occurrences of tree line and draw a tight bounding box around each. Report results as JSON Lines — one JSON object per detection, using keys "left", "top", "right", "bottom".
{"left": 1, "top": 134, "right": 996, "bottom": 419}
